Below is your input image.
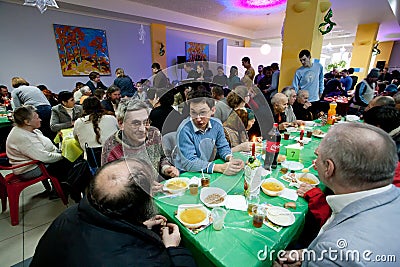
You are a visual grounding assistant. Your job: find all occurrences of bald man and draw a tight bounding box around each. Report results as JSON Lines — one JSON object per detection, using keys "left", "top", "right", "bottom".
{"left": 271, "top": 93, "right": 290, "bottom": 131}
{"left": 31, "top": 159, "right": 195, "bottom": 267}
{"left": 364, "top": 95, "right": 395, "bottom": 112}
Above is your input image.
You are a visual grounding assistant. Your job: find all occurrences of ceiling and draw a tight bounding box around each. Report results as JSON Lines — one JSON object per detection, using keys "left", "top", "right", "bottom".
{"left": 36, "top": 0, "right": 400, "bottom": 50}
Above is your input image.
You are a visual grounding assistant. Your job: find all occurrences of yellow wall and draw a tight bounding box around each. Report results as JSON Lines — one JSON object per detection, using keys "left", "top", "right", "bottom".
{"left": 373, "top": 41, "right": 394, "bottom": 68}
{"left": 150, "top": 23, "right": 167, "bottom": 69}
{"left": 350, "top": 23, "right": 379, "bottom": 80}
{"left": 244, "top": 40, "right": 251, "bottom": 47}
{"left": 279, "top": 0, "right": 331, "bottom": 91}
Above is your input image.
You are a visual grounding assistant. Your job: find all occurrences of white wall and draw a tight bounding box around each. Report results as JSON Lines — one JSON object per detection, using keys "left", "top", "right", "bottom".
{"left": 0, "top": 1, "right": 152, "bottom": 92}
{"left": 226, "top": 46, "right": 282, "bottom": 77}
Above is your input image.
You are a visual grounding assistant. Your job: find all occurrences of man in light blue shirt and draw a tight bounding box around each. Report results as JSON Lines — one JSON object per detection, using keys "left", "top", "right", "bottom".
{"left": 292, "top": 50, "right": 324, "bottom": 103}
{"left": 174, "top": 89, "right": 244, "bottom": 174}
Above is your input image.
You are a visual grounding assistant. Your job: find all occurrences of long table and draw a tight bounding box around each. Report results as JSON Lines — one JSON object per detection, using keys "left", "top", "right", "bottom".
{"left": 155, "top": 122, "right": 332, "bottom": 267}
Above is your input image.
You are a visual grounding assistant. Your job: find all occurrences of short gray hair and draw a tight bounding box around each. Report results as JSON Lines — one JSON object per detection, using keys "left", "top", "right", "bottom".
{"left": 116, "top": 98, "right": 149, "bottom": 122}
{"left": 281, "top": 86, "right": 295, "bottom": 99}
{"left": 80, "top": 85, "right": 91, "bottom": 94}
{"left": 319, "top": 123, "right": 397, "bottom": 187}
{"left": 393, "top": 91, "right": 400, "bottom": 104}
{"left": 297, "top": 90, "right": 309, "bottom": 99}
{"left": 13, "top": 105, "right": 36, "bottom": 126}
{"left": 271, "top": 93, "right": 287, "bottom": 105}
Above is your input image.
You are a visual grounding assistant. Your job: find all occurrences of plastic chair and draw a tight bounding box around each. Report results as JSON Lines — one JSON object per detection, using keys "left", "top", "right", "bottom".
{"left": 0, "top": 153, "right": 68, "bottom": 226}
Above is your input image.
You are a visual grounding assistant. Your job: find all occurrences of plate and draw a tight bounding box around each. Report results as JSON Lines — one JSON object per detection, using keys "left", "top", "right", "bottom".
{"left": 312, "top": 130, "right": 326, "bottom": 138}
{"left": 177, "top": 204, "right": 210, "bottom": 229}
{"left": 200, "top": 187, "right": 227, "bottom": 208}
{"left": 294, "top": 137, "right": 311, "bottom": 144}
{"left": 261, "top": 178, "right": 285, "bottom": 196}
{"left": 303, "top": 121, "right": 315, "bottom": 127}
{"left": 266, "top": 206, "right": 295, "bottom": 226}
{"left": 286, "top": 127, "right": 298, "bottom": 133}
{"left": 163, "top": 177, "right": 190, "bottom": 194}
{"left": 345, "top": 115, "right": 360, "bottom": 122}
{"left": 281, "top": 161, "right": 304, "bottom": 171}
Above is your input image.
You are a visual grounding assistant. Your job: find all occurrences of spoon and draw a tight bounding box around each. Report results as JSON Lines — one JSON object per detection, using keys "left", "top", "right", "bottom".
{"left": 301, "top": 163, "right": 315, "bottom": 173}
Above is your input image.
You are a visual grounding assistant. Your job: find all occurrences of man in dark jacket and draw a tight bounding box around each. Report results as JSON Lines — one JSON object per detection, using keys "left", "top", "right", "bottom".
{"left": 101, "top": 85, "right": 121, "bottom": 115}
{"left": 152, "top": 62, "right": 168, "bottom": 88}
{"left": 86, "top": 71, "right": 107, "bottom": 93}
{"left": 30, "top": 158, "right": 196, "bottom": 267}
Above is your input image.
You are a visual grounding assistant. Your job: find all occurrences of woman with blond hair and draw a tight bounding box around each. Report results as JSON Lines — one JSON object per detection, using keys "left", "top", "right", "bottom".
{"left": 11, "top": 77, "right": 53, "bottom": 139}
{"left": 113, "top": 67, "right": 136, "bottom": 98}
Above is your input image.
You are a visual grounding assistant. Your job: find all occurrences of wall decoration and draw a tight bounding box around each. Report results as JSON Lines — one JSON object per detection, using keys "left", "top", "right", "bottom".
{"left": 138, "top": 24, "right": 146, "bottom": 44}
{"left": 53, "top": 24, "right": 111, "bottom": 76}
{"left": 159, "top": 43, "right": 165, "bottom": 56}
{"left": 185, "top": 42, "right": 209, "bottom": 62}
{"left": 24, "top": 0, "right": 59, "bottom": 14}
{"left": 318, "top": 8, "right": 336, "bottom": 35}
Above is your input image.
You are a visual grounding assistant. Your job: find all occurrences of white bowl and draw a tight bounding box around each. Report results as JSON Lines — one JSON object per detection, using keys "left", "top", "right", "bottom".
{"left": 261, "top": 178, "right": 285, "bottom": 196}
{"left": 200, "top": 187, "right": 227, "bottom": 208}
{"left": 163, "top": 177, "right": 190, "bottom": 194}
{"left": 281, "top": 161, "right": 304, "bottom": 171}
{"left": 295, "top": 173, "right": 320, "bottom": 186}
{"left": 177, "top": 204, "right": 210, "bottom": 228}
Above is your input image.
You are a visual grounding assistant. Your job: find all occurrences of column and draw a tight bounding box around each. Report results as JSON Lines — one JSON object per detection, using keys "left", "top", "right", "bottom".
{"left": 373, "top": 41, "right": 394, "bottom": 69}
{"left": 150, "top": 23, "right": 167, "bottom": 69}
{"left": 350, "top": 23, "right": 379, "bottom": 80}
{"left": 279, "top": 0, "right": 331, "bottom": 91}
{"left": 244, "top": 40, "right": 251, "bottom": 47}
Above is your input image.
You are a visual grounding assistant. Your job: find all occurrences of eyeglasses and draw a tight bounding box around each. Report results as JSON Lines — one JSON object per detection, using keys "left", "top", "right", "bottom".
{"left": 190, "top": 109, "right": 211, "bottom": 118}
{"left": 130, "top": 119, "right": 150, "bottom": 128}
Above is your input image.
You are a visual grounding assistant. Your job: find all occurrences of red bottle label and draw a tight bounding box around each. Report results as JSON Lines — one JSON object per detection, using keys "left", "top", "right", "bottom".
{"left": 266, "top": 141, "right": 280, "bottom": 153}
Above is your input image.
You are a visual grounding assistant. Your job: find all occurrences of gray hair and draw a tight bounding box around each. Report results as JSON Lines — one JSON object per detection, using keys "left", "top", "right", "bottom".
{"left": 80, "top": 85, "right": 91, "bottom": 94}
{"left": 297, "top": 90, "right": 309, "bottom": 99}
{"left": 281, "top": 86, "right": 295, "bottom": 99}
{"left": 13, "top": 105, "right": 36, "bottom": 126}
{"left": 319, "top": 123, "right": 398, "bottom": 188}
{"left": 393, "top": 91, "right": 400, "bottom": 104}
{"left": 116, "top": 98, "right": 149, "bottom": 122}
{"left": 271, "top": 92, "right": 287, "bottom": 105}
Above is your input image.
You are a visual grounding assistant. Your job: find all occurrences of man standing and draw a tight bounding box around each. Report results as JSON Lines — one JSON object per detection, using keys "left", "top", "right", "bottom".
{"left": 241, "top": 56, "right": 255, "bottom": 81}
{"left": 292, "top": 49, "right": 324, "bottom": 105}
{"left": 269, "top": 63, "right": 280, "bottom": 98}
{"left": 349, "top": 68, "right": 379, "bottom": 115}
{"left": 339, "top": 69, "right": 353, "bottom": 95}
{"left": 86, "top": 71, "right": 107, "bottom": 94}
{"left": 151, "top": 62, "right": 168, "bottom": 88}
{"left": 174, "top": 89, "right": 244, "bottom": 174}
{"left": 278, "top": 123, "right": 400, "bottom": 266}
{"left": 254, "top": 64, "right": 264, "bottom": 85}
{"left": 30, "top": 159, "right": 196, "bottom": 267}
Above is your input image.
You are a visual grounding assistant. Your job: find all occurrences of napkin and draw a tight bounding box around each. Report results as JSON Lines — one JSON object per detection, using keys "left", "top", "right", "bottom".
{"left": 279, "top": 188, "right": 298, "bottom": 201}
{"left": 224, "top": 195, "right": 247, "bottom": 211}
{"left": 285, "top": 143, "right": 304, "bottom": 150}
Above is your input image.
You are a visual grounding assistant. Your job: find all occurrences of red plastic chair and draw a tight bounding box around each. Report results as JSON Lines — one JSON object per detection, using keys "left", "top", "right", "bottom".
{"left": 0, "top": 153, "right": 68, "bottom": 226}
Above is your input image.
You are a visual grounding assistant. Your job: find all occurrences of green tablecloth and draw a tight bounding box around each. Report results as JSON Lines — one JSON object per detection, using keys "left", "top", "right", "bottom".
{"left": 0, "top": 116, "right": 12, "bottom": 129}
{"left": 155, "top": 123, "right": 331, "bottom": 267}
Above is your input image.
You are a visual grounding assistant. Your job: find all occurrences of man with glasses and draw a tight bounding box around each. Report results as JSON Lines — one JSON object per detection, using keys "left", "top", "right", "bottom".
{"left": 174, "top": 89, "right": 244, "bottom": 175}
{"left": 102, "top": 99, "right": 179, "bottom": 186}
{"left": 292, "top": 50, "right": 324, "bottom": 113}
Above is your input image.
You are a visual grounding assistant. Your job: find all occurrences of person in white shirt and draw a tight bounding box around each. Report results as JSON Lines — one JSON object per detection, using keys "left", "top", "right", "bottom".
{"left": 74, "top": 97, "right": 119, "bottom": 157}
{"left": 277, "top": 123, "right": 399, "bottom": 267}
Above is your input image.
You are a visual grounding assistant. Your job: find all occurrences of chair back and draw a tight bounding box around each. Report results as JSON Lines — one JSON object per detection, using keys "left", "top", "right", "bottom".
{"left": 85, "top": 143, "right": 102, "bottom": 175}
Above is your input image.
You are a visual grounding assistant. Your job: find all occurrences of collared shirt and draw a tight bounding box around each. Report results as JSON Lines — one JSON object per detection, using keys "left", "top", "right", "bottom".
{"left": 190, "top": 119, "right": 212, "bottom": 134}
{"left": 318, "top": 184, "right": 393, "bottom": 235}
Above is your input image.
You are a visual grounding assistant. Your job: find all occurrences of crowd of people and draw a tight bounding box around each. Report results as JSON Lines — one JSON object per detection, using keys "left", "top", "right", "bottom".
{"left": 1, "top": 53, "right": 400, "bottom": 266}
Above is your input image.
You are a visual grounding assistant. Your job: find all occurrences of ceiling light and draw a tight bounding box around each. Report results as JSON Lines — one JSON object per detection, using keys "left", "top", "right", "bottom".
{"left": 260, "top": 43, "right": 271, "bottom": 55}
{"left": 239, "top": 0, "right": 286, "bottom": 8}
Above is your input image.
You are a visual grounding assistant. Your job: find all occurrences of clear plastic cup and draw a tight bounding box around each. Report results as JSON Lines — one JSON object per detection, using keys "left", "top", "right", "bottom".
{"left": 211, "top": 207, "right": 227, "bottom": 230}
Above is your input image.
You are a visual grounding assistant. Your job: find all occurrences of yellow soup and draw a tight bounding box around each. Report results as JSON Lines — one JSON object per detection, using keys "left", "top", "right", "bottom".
{"left": 180, "top": 209, "right": 207, "bottom": 224}
{"left": 299, "top": 177, "right": 317, "bottom": 185}
{"left": 262, "top": 182, "right": 284, "bottom": 192}
{"left": 166, "top": 180, "right": 187, "bottom": 190}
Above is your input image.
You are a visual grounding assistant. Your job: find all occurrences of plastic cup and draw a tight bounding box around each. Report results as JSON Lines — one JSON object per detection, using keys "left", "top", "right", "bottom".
{"left": 189, "top": 183, "right": 199, "bottom": 195}
{"left": 211, "top": 207, "right": 227, "bottom": 230}
{"left": 201, "top": 174, "right": 210, "bottom": 187}
{"left": 284, "top": 132, "right": 290, "bottom": 140}
{"left": 252, "top": 206, "right": 265, "bottom": 228}
{"left": 306, "top": 130, "right": 312, "bottom": 138}
{"left": 247, "top": 195, "right": 260, "bottom": 216}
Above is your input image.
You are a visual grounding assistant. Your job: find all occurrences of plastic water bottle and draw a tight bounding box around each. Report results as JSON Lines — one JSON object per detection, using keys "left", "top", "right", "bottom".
{"left": 264, "top": 123, "right": 281, "bottom": 170}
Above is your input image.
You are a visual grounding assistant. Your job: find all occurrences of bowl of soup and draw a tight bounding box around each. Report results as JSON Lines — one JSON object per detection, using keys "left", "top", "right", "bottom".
{"left": 261, "top": 178, "right": 285, "bottom": 196}
{"left": 163, "top": 177, "right": 189, "bottom": 194}
{"left": 177, "top": 204, "right": 210, "bottom": 228}
{"left": 295, "top": 173, "right": 320, "bottom": 186}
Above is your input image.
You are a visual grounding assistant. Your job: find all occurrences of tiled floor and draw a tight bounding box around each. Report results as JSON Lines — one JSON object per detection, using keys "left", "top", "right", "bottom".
{"left": 0, "top": 171, "right": 69, "bottom": 267}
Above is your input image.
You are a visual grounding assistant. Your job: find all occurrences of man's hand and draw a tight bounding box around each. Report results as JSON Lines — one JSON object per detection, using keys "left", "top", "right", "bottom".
{"left": 276, "top": 250, "right": 304, "bottom": 267}
{"left": 238, "top": 141, "right": 252, "bottom": 152}
{"left": 164, "top": 166, "right": 179, "bottom": 178}
{"left": 303, "top": 102, "right": 312, "bottom": 109}
{"left": 297, "top": 183, "right": 315, "bottom": 197}
{"left": 143, "top": 215, "right": 167, "bottom": 230}
{"left": 161, "top": 223, "right": 181, "bottom": 248}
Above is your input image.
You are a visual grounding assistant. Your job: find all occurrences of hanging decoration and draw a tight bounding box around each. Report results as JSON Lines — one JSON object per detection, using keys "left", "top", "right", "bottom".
{"left": 24, "top": 0, "right": 59, "bottom": 14}
{"left": 318, "top": 8, "right": 336, "bottom": 35}
{"left": 372, "top": 42, "right": 381, "bottom": 56}
{"left": 159, "top": 43, "right": 165, "bottom": 56}
{"left": 138, "top": 24, "right": 146, "bottom": 44}
{"left": 280, "top": 15, "right": 286, "bottom": 43}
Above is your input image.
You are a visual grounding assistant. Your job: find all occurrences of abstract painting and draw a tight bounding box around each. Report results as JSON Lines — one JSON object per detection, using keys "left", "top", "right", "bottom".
{"left": 185, "top": 42, "right": 209, "bottom": 62}
{"left": 53, "top": 24, "right": 111, "bottom": 76}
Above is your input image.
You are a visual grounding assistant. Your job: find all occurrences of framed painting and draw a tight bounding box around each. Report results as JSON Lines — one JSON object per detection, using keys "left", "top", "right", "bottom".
{"left": 53, "top": 24, "right": 111, "bottom": 76}
{"left": 185, "top": 42, "right": 209, "bottom": 62}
